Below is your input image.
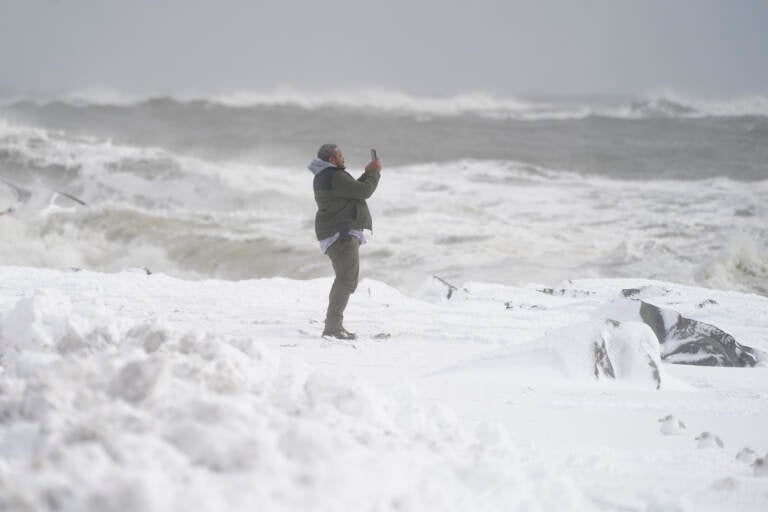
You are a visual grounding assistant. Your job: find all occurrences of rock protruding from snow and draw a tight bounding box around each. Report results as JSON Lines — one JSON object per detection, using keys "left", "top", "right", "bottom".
{"left": 593, "top": 319, "right": 662, "bottom": 389}
{"left": 638, "top": 301, "right": 763, "bottom": 367}
{"left": 538, "top": 287, "right": 595, "bottom": 298}
{"left": 597, "top": 296, "right": 765, "bottom": 367}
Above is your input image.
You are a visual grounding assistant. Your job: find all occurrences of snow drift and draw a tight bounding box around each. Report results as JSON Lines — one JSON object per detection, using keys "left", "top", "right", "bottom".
{"left": 434, "top": 318, "right": 665, "bottom": 390}
{"left": 0, "top": 289, "right": 591, "bottom": 512}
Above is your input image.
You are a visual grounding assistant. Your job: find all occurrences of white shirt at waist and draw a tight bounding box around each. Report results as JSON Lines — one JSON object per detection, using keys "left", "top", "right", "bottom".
{"left": 319, "top": 229, "right": 367, "bottom": 253}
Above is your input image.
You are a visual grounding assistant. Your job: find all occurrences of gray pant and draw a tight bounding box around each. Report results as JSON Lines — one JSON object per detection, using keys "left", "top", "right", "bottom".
{"left": 325, "top": 236, "right": 360, "bottom": 331}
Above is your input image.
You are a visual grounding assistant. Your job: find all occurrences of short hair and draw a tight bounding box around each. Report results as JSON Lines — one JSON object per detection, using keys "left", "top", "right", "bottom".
{"left": 317, "top": 144, "right": 338, "bottom": 162}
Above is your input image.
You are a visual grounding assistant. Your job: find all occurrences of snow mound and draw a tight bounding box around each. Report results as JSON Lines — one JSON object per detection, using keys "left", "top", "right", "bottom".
{"left": 522, "top": 319, "right": 664, "bottom": 388}
{"left": 0, "top": 291, "right": 593, "bottom": 511}
{"left": 0, "top": 289, "right": 123, "bottom": 369}
{"left": 593, "top": 320, "right": 663, "bottom": 389}
{"left": 1, "top": 289, "right": 75, "bottom": 354}
{"left": 437, "top": 319, "right": 665, "bottom": 390}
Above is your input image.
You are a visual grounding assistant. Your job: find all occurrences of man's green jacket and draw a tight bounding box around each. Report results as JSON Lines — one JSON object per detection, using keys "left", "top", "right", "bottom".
{"left": 312, "top": 164, "right": 380, "bottom": 240}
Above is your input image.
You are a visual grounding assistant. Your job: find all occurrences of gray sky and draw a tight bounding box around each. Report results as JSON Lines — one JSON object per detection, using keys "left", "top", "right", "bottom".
{"left": 1, "top": 0, "right": 766, "bottom": 97}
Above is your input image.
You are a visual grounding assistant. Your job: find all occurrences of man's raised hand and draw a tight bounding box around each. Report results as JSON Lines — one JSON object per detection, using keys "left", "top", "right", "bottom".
{"left": 365, "top": 158, "right": 382, "bottom": 173}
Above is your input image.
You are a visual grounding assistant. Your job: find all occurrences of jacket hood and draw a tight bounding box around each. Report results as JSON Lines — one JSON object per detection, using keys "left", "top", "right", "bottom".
{"left": 307, "top": 158, "right": 339, "bottom": 175}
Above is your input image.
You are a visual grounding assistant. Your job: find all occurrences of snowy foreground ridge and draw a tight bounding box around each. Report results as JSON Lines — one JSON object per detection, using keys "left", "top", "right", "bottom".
{"left": 0, "top": 267, "right": 767, "bottom": 511}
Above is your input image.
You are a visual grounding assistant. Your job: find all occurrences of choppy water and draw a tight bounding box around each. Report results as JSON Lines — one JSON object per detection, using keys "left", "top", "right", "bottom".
{"left": 1, "top": 91, "right": 767, "bottom": 295}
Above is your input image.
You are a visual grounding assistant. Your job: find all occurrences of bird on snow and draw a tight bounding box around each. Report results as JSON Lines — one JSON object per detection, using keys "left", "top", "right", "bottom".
{"left": 658, "top": 415, "right": 686, "bottom": 435}
{"left": 695, "top": 431, "right": 724, "bottom": 449}
{"left": 735, "top": 447, "right": 757, "bottom": 464}
{"left": 753, "top": 457, "right": 768, "bottom": 477}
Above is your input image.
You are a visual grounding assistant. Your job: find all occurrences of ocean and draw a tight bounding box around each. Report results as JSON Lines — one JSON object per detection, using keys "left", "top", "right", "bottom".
{"left": 1, "top": 91, "right": 766, "bottom": 295}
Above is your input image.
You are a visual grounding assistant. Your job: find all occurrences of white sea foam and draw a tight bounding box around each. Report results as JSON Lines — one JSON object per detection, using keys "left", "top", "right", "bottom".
{"left": 696, "top": 234, "right": 768, "bottom": 294}
{"left": 1, "top": 119, "right": 766, "bottom": 294}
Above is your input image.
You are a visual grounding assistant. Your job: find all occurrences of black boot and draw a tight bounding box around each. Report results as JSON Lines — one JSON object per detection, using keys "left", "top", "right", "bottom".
{"left": 322, "top": 326, "right": 357, "bottom": 340}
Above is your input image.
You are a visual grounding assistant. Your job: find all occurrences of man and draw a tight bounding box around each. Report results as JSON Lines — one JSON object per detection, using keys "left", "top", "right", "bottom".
{"left": 308, "top": 144, "right": 382, "bottom": 339}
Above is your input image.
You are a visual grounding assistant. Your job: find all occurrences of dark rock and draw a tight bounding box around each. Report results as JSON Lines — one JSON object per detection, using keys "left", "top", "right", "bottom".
{"left": 592, "top": 337, "right": 615, "bottom": 379}
{"left": 639, "top": 301, "right": 762, "bottom": 367}
{"left": 538, "top": 288, "right": 595, "bottom": 298}
{"left": 638, "top": 302, "right": 667, "bottom": 343}
{"left": 504, "top": 302, "right": 545, "bottom": 310}
{"left": 620, "top": 286, "right": 671, "bottom": 300}
{"left": 648, "top": 357, "right": 662, "bottom": 389}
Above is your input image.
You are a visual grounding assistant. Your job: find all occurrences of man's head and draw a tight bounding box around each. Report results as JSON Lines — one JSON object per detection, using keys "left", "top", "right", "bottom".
{"left": 317, "top": 144, "right": 344, "bottom": 168}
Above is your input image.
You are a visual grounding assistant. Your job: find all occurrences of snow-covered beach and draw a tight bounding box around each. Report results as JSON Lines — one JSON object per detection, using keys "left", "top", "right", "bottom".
{"left": 1, "top": 266, "right": 767, "bottom": 510}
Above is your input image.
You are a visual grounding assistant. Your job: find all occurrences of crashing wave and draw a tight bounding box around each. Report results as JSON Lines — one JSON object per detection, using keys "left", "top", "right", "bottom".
{"left": 628, "top": 97, "right": 698, "bottom": 118}
{"left": 625, "top": 93, "right": 768, "bottom": 119}
{"left": 4, "top": 88, "right": 768, "bottom": 120}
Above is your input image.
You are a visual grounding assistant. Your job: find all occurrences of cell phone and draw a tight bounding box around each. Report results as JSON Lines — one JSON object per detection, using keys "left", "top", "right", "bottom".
{"left": 370, "top": 149, "right": 378, "bottom": 161}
